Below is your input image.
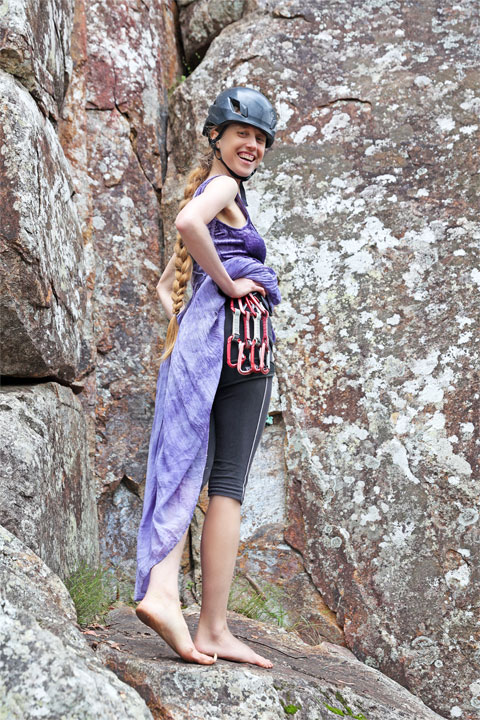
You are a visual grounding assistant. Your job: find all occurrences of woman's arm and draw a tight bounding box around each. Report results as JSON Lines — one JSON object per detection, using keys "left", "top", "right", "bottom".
{"left": 156, "top": 252, "right": 176, "bottom": 320}
{"left": 175, "top": 176, "right": 266, "bottom": 299}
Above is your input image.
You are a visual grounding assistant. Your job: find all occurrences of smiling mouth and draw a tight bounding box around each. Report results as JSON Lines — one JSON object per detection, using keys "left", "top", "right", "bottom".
{"left": 238, "top": 153, "right": 255, "bottom": 163}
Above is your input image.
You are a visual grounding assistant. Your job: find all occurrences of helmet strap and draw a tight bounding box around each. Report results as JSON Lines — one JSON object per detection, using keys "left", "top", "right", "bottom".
{"left": 208, "top": 128, "right": 257, "bottom": 205}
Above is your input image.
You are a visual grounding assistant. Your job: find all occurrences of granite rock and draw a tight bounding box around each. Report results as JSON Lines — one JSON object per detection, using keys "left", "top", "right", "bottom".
{"left": 0, "top": 383, "right": 98, "bottom": 578}
{"left": 0, "top": 525, "right": 153, "bottom": 719}
{"left": 179, "top": 0, "right": 245, "bottom": 66}
{"left": 165, "top": 1, "right": 480, "bottom": 716}
{"left": 0, "top": 70, "right": 89, "bottom": 382}
{"left": 88, "top": 603, "right": 445, "bottom": 720}
{"left": 77, "top": 0, "right": 181, "bottom": 498}
{"left": 0, "top": 0, "right": 74, "bottom": 120}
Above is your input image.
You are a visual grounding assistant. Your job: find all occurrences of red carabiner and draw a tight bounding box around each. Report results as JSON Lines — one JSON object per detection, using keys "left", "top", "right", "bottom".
{"left": 226, "top": 293, "right": 270, "bottom": 375}
{"left": 250, "top": 339, "right": 259, "bottom": 372}
{"left": 226, "top": 335, "right": 237, "bottom": 368}
{"left": 236, "top": 340, "right": 253, "bottom": 375}
{"left": 244, "top": 293, "right": 257, "bottom": 315}
{"left": 247, "top": 292, "right": 267, "bottom": 315}
{"left": 259, "top": 341, "right": 270, "bottom": 373}
{"left": 237, "top": 296, "right": 246, "bottom": 315}
{"left": 260, "top": 312, "right": 270, "bottom": 373}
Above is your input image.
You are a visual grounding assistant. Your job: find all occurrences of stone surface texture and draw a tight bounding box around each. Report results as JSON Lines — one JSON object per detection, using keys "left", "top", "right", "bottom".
{"left": 80, "top": 0, "right": 181, "bottom": 498}
{"left": 57, "top": 0, "right": 183, "bottom": 591}
{"left": 0, "top": 70, "right": 89, "bottom": 382}
{"left": 0, "top": 0, "right": 74, "bottom": 120}
{"left": 0, "top": 383, "right": 98, "bottom": 579}
{"left": 166, "top": 1, "right": 480, "bottom": 717}
{"left": 179, "top": 0, "right": 245, "bottom": 66}
{"left": 0, "top": 525, "right": 153, "bottom": 719}
{"left": 86, "top": 604, "right": 444, "bottom": 720}
{"left": 1, "top": 0, "right": 479, "bottom": 718}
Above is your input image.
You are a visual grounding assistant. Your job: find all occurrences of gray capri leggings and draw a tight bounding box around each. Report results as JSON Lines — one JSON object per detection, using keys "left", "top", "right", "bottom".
{"left": 201, "top": 374, "right": 273, "bottom": 504}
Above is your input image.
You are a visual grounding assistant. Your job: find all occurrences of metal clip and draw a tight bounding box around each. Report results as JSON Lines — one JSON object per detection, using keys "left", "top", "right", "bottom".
{"left": 226, "top": 293, "right": 271, "bottom": 375}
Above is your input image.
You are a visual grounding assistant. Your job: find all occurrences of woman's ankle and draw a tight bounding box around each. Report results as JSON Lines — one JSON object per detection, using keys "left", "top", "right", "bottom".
{"left": 197, "top": 616, "right": 228, "bottom": 639}
{"left": 139, "top": 587, "right": 179, "bottom": 606}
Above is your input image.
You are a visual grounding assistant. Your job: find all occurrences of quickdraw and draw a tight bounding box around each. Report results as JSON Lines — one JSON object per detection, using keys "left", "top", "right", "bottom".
{"left": 226, "top": 292, "right": 271, "bottom": 375}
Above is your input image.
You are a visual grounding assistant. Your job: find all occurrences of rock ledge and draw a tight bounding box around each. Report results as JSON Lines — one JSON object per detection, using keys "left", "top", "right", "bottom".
{"left": 86, "top": 604, "right": 445, "bottom": 720}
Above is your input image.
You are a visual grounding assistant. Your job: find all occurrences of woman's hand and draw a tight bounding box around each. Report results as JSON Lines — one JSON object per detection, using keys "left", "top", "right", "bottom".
{"left": 156, "top": 253, "right": 177, "bottom": 319}
{"left": 229, "top": 277, "right": 266, "bottom": 298}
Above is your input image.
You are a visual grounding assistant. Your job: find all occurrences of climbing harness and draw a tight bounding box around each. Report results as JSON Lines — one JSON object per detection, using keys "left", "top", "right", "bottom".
{"left": 226, "top": 292, "right": 271, "bottom": 375}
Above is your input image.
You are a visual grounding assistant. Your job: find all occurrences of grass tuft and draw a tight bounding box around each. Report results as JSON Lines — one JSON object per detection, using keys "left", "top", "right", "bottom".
{"left": 228, "top": 575, "right": 289, "bottom": 627}
{"left": 321, "top": 690, "right": 368, "bottom": 719}
{"left": 227, "top": 575, "right": 333, "bottom": 646}
{"left": 64, "top": 561, "right": 121, "bottom": 627}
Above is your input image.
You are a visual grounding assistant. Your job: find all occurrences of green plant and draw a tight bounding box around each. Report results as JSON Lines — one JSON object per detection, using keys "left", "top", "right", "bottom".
{"left": 64, "top": 560, "right": 118, "bottom": 627}
{"left": 283, "top": 703, "right": 301, "bottom": 715}
{"left": 323, "top": 706, "right": 367, "bottom": 719}
{"left": 183, "top": 51, "right": 202, "bottom": 76}
{"left": 168, "top": 74, "right": 187, "bottom": 97}
{"left": 170, "top": 50, "right": 204, "bottom": 90}
{"left": 279, "top": 693, "right": 302, "bottom": 715}
{"left": 228, "top": 576, "right": 289, "bottom": 627}
{"left": 288, "top": 615, "right": 329, "bottom": 645}
{"left": 322, "top": 691, "right": 368, "bottom": 719}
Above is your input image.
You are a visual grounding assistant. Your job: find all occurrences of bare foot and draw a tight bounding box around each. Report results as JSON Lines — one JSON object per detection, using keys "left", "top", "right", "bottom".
{"left": 194, "top": 624, "right": 273, "bottom": 668}
{"left": 136, "top": 597, "right": 217, "bottom": 665}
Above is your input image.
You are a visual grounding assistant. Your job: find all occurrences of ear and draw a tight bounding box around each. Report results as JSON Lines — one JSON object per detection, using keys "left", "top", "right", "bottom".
{"left": 210, "top": 127, "right": 219, "bottom": 141}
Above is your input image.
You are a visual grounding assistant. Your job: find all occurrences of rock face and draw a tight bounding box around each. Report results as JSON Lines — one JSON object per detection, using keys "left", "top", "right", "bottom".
{"left": 179, "top": 0, "right": 245, "bottom": 66}
{"left": 0, "top": 0, "right": 74, "bottom": 120}
{"left": 1, "top": 0, "right": 479, "bottom": 718}
{"left": 99, "top": 479, "right": 144, "bottom": 602}
{"left": 87, "top": 604, "right": 444, "bottom": 720}
{"left": 167, "top": 1, "right": 480, "bottom": 717}
{"left": 53, "top": 0, "right": 183, "bottom": 595}
{"left": 65, "top": 0, "right": 182, "bottom": 499}
{"left": 0, "top": 70, "right": 89, "bottom": 382}
{"left": 0, "top": 525, "right": 153, "bottom": 719}
{"left": 0, "top": 383, "right": 98, "bottom": 578}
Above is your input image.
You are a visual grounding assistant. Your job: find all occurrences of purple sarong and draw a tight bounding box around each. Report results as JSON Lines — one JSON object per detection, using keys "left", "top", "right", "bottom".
{"left": 134, "top": 256, "right": 281, "bottom": 601}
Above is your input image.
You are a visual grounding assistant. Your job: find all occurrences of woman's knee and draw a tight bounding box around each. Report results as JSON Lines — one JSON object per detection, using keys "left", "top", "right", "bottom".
{"left": 208, "top": 489, "right": 243, "bottom": 505}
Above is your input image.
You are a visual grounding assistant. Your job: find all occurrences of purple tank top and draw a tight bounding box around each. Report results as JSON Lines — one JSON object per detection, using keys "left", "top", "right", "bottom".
{"left": 190, "top": 175, "right": 268, "bottom": 293}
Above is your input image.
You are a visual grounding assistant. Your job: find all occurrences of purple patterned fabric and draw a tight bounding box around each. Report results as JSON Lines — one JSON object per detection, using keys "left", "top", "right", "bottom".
{"left": 191, "top": 174, "right": 268, "bottom": 285}
{"left": 134, "top": 255, "right": 281, "bottom": 601}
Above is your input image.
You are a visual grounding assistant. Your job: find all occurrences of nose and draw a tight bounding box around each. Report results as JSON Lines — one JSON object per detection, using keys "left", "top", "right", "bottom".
{"left": 248, "top": 135, "right": 264, "bottom": 157}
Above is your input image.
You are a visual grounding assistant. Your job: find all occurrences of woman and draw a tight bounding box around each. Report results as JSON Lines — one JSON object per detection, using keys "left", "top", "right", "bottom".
{"left": 134, "top": 87, "right": 281, "bottom": 669}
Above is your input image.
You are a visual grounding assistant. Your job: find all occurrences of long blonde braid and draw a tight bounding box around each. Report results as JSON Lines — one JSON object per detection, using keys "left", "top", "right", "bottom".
{"left": 160, "top": 149, "right": 214, "bottom": 362}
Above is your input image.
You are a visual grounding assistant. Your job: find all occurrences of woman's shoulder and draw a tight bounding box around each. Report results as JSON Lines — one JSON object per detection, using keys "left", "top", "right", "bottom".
{"left": 193, "top": 174, "right": 238, "bottom": 197}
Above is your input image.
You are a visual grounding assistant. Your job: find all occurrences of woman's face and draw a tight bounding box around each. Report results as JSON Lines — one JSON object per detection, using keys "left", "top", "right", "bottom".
{"left": 211, "top": 123, "right": 267, "bottom": 175}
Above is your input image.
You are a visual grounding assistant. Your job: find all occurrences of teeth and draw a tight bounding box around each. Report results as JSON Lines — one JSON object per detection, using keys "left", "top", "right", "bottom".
{"left": 239, "top": 153, "right": 254, "bottom": 161}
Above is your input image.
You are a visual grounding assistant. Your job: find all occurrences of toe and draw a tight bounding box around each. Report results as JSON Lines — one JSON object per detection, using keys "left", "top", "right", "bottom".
{"left": 190, "top": 649, "right": 217, "bottom": 665}
{"left": 257, "top": 655, "right": 273, "bottom": 668}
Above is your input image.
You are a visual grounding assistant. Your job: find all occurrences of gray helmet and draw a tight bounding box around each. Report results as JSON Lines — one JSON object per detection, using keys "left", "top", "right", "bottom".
{"left": 202, "top": 86, "right": 277, "bottom": 148}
